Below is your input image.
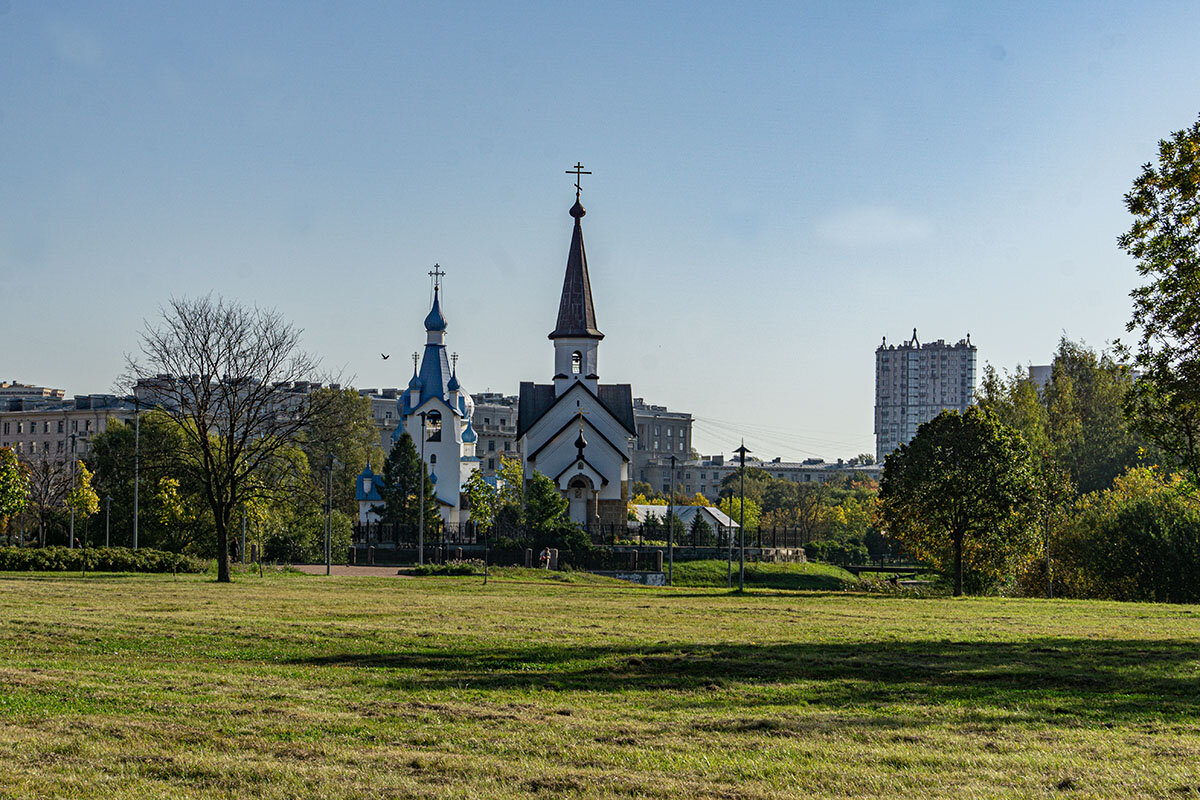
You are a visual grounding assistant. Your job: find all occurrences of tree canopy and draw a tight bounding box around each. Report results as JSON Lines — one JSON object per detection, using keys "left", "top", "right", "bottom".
{"left": 878, "top": 406, "right": 1040, "bottom": 596}
{"left": 1118, "top": 114, "right": 1200, "bottom": 486}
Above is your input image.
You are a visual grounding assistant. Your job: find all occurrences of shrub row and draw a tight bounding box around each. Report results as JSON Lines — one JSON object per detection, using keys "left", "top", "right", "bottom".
{"left": 0, "top": 546, "right": 208, "bottom": 574}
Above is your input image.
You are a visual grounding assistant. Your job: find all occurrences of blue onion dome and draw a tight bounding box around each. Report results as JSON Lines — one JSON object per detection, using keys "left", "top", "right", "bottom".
{"left": 424, "top": 287, "right": 448, "bottom": 332}
{"left": 408, "top": 370, "right": 423, "bottom": 390}
{"left": 447, "top": 371, "right": 460, "bottom": 392}
{"left": 462, "top": 419, "right": 478, "bottom": 444}
{"left": 429, "top": 470, "right": 438, "bottom": 484}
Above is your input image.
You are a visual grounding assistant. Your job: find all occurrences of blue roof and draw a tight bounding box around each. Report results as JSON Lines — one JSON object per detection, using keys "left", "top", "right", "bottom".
{"left": 461, "top": 419, "right": 478, "bottom": 443}
{"left": 424, "top": 287, "right": 447, "bottom": 332}
{"left": 355, "top": 464, "right": 382, "bottom": 502}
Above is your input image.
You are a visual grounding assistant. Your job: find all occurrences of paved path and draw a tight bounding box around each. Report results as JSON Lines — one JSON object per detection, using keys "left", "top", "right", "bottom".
{"left": 289, "top": 564, "right": 413, "bottom": 577}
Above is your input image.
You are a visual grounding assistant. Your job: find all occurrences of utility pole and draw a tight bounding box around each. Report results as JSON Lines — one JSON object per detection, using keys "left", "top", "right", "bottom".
{"left": 418, "top": 411, "right": 428, "bottom": 566}
{"left": 667, "top": 454, "right": 676, "bottom": 586}
{"left": 734, "top": 441, "right": 751, "bottom": 592}
{"left": 325, "top": 453, "right": 335, "bottom": 576}
{"left": 69, "top": 433, "right": 77, "bottom": 549}
{"left": 133, "top": 399, "right": 140, "bottom": 550}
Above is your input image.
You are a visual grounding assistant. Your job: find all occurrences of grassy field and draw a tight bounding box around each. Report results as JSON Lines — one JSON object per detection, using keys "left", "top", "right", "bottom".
{"left": 669, "top": 558, "right": 857, "bottom": 590}
{"left": 2, "top": 572, "right": 1199, "bottom": 799}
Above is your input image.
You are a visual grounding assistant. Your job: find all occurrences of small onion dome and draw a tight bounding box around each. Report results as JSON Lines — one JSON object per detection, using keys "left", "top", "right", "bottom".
{"left": 447, "top": 371, "right": 460, "bottom": 392}
{"left": 429, "top": 470, "right": 438, "bottom": 484}
{"left": 569, "top": 199, "right": 586, "bottom": 219}
{"left": 407, "top": 370, "right": 423, "bottom": 390}
{"left": 575, "top": 429, "right": 588, "bottom": 451}
{"left": 461, "top": 419, "right": 478, "bottom": 444}
{"left": 424, "top": 288, "right": 448, "bottom": 332}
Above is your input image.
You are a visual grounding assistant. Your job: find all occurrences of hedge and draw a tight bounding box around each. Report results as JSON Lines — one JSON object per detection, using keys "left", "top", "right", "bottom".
{"left": 0, "top": 546, "right": 208, "bottom": 574}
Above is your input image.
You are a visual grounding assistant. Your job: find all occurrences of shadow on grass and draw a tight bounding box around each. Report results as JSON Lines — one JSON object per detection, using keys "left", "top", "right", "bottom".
{"left": 294, "top": 638, "right": 1200, "bottom": 723}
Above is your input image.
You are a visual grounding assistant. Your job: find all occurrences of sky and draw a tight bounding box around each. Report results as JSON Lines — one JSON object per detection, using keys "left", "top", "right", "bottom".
{"left": 2, "top": 1, "right": 1199, "bottom": 462}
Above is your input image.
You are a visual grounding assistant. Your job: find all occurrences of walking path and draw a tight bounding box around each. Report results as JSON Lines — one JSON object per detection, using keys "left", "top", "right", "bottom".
{"left": 289, "top": 564, "right": 413, "bottom": 577}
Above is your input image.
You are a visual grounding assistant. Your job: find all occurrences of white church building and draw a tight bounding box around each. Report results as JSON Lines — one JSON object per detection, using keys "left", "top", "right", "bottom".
{"left": 357, "top": 273, "right": 481, "bottom": 528}
{"left": 517, "top": 179, "right": 636, "bottom": 529}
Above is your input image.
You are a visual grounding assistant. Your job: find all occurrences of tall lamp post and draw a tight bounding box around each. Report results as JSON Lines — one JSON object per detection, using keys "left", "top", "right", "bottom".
{"left": 104, "top": 495, "right": 111, "bottom": 548}
{"left": 417, "top": 411, "right": 428, "bottom": 566}
{"left": 667, "top": 454, "right": 676, "bottom": 586}
{"left": 68, "top": 433, "right": 77, "bottom": 549}
{"left": 734, "top": 440, "right": 751, "bottom": 592}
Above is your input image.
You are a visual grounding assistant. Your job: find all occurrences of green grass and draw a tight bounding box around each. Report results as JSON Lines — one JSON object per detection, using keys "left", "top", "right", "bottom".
{"left": 2, "top": 572, "right": 1200, "bottom": 798}
{"left": 669, "top": 558, "right": 858, "bottom": 590}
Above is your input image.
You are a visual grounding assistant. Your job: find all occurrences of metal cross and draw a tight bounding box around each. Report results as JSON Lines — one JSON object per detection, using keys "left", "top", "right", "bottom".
{"left": 451, "top": 352, "right": 458, "bottom": 371}
{"left": 412, "top": 352, "right": 419, "bottom": 372}
{"left": 566, "top": 162, "right": 591, "bottom": 197}
{"left": 428, "top": 263, "right": 446, "bottom": 290}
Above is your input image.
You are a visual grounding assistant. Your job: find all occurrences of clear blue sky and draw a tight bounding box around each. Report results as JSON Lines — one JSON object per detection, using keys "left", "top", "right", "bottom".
{"left": 3, "top": 1, "right": 1199, "bottom": 461}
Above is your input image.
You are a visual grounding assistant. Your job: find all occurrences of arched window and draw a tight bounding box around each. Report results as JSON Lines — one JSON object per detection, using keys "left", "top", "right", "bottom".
{"left": 425, "top": 410, "right": 442, "bottom": 442}
{"left": 429, "top": 454, "right": 437, "bottom": 465}
{"left": 571, "top": 351, "right": 582, "bottom": 374}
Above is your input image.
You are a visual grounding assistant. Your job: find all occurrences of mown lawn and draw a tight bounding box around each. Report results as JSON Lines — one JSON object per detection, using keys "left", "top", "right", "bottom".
{"left": 1, "top": 572, "right": 1199, "bottom": 799}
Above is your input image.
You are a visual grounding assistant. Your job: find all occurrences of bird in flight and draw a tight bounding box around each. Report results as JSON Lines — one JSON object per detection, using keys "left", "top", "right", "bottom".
{"left": 381, "top": 353, "right": 390, "bottom": 360}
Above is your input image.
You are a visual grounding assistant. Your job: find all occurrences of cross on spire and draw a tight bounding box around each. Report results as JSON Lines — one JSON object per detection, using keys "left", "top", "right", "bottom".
{"left": 566, "top": 162, "right": 591, "bottom": 199}
{"left": 428, "top": 263, "right": 446, "bottom": 291}
{"left": 412, "top": 352, "right": 419, "bottom": 372}
{"left": 451, "top": 352, "right": 459, "bottom": 371}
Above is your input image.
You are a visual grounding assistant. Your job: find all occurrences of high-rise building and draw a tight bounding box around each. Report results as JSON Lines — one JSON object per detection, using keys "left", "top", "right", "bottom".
{"left": 875, "top": 330, "right": 976, "bottom": 463}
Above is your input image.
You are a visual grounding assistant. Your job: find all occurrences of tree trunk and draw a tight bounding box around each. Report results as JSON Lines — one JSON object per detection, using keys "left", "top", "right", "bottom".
{"left": 215, "top": 516, "right": 231, "bottom": 582}
{"left": 953, "top": 532, "right": 964, "bottom": 597}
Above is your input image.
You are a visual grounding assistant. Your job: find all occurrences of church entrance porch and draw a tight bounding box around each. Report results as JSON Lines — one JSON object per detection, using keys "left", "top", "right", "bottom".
{"left": 566, "top": 475, "right": 597, "bottom": 527}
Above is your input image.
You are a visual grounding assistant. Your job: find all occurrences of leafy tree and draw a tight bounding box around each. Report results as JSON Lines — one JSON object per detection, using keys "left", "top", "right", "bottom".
{"left": 0, "top": 448, "right": 28, "bottom": 544}
{"left": 376, "top": 432, "right": 437, "bottom": 532}
{"left": 65, "top": 460, "right": 100, "bottom": 525}
{"left": 718, "top": 496, "right": 761, "bottom": 531}
{"left": 1118, "top": 114, "right": 1200, "bottom": 486}
{"left": 718, "top": 467, "right": 773, "bottom": 506}
{"left": 463, "top": 469, "right": 499, "bottom": 531}
{"left": 878, "top": 406, "right": 1040, "bottom": 596}
{"left": 1051, "top": 467, "right": 1200, "bottom": 603}
{"left": 523, "top": 471, "right": 587, "bottom": 551}
{"left": 125, "top": 296, "right": 343, "bottom": 581}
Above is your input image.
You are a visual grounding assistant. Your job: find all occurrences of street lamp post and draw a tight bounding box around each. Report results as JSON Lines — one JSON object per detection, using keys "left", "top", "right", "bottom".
{"left": 68, "top": 433, "right": 77, "bottom": 549}
{"left": 325, "top": 453, "right": 338, "bottom": 576}
{"left": 104, "top": 495, "right": 111, "bottom": 548}
{"left": 667, "top": 454, "right": 676, "bottom": 586}
{"left": 133, "top": 398, "right": 140, "bottom": 550}
{"left": 734, "top": 441, "right": 751, "bottom": 592}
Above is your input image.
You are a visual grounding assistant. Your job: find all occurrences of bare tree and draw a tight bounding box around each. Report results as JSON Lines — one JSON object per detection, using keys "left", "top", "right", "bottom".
{"left": 25, "top": 457, "right": 70, "bottom": 547}
{"left": 126, "top": 296, "right": 338, "bottom": 582}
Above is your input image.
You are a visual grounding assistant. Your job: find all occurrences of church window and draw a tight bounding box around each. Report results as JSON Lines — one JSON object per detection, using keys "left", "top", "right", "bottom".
{"left": 571, "top": 351, "right": 582, "bottom": 374}
{"left": 425, "top": 410, "right": 442, "bottom": 442}
{"left": 430, "top": 454, "right": 437, "bottom": 464}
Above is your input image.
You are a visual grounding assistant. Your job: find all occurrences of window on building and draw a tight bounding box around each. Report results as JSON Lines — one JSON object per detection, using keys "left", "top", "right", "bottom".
{"left": 667, "top": 428, "right": 673, "bottom": 436}
{"left": 654, "top": 425, "right": 660, "bottom": 436}
{"left": 653, "top": 441, "right": 659, "bottom": 450}
{"left": 57, "top": 441, "right": 63, "bottom": 453}
{"left": 43, "top": 421, "right": 49, "bottom": 433}
{"left": 1, "top": 423, "right": 6, "bottom": 434}
{"left": 430, "top": 454, "right": 437, "bottom": 464}
{"left": 571, "top": 351, "right": 582, "bottom": 374}
{"left": 57, "top": 420, "right": 63, "bottom": 433}
{"left": 500, "top": 418, "right": 506, "bottom": 426}
{"left": 85, "top": 420, "right": 92, "bottom": 432}
{"left": 488, "top": 440, "right": 495, "bottom": 452}
{"left": 678, "top": 442, "right": 684, "bottom": 452}
{"left": 488, "top": 458, "right": 495, "bottom": 470}
{"left": 71, "top": 420, "right": 78, "bottom": 432}
{"left": 504, "top": 441, "right": 511, "bottom": 451}
{"left": 16, "top": 422, "right": 23, "bottom": 434}
{"left": 425, "top": 410, "right": 442, "bottom": 442}
{"left": 484, "top": 417, "right": 490, "bottom": 425}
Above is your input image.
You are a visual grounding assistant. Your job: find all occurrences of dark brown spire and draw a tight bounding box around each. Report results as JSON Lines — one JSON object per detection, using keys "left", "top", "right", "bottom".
{"left": 549, "top": 199, "right": 604, "bottom": 340}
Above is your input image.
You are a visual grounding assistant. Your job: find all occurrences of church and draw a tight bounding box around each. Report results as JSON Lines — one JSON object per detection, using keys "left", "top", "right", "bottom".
{"left": 357, "top": 270, "right": 481, "bottom": 528}
{"left": 517, "top": 171, "right": 636, "bottom": 529}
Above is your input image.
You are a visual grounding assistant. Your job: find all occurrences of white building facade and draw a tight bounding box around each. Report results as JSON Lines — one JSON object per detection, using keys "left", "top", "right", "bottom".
{"left": 874, "top": 330, "right": 977, "bottom": 463}
{"left": 517, "top": 189, "right": 636, "bottom": 529}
